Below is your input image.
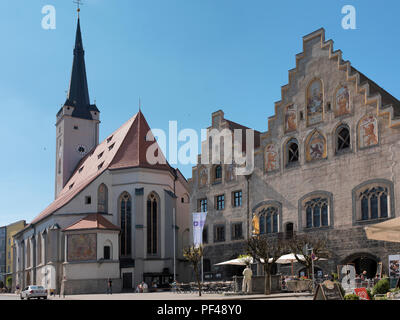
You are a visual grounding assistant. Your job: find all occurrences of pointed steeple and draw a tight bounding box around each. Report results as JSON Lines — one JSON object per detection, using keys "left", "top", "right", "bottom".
{"left": 64, "top": 16, "right": 96, "bottom": 120}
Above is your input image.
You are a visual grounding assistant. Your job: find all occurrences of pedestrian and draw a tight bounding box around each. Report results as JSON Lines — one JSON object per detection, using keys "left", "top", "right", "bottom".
{"left": 142, "top": 281, "right": 148, "bottom": 293}
{"left": 242, "top": 265, "right": 253, "bottom": 294}
{"left": 107, "top": 278, "right": 113, "bottom": 295}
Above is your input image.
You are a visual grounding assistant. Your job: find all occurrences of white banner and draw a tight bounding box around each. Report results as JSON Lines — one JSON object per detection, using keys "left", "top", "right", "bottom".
{"left": 192, "top": 212, "right": 207, "bottom": 247}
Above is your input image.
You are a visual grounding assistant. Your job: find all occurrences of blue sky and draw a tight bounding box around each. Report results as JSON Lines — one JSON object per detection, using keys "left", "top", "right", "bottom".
{"left": 1, "top": 0, "right": 399, "bottom": 226}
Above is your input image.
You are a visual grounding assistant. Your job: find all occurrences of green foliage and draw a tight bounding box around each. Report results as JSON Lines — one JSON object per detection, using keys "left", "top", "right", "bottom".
{"left": 344, "top": 294, "right": 360, "bottom": 300}
{"left": 237, "top": 255, "right": 252, "bottom": 266}
{"left": 372, "top": 278, "right": 390, "bottom": 296}
{"left": 366, "top": 288, "right": 373, "bottom": 300}
{"left": 183, "top": 246, "right": 204, "bottom": 297}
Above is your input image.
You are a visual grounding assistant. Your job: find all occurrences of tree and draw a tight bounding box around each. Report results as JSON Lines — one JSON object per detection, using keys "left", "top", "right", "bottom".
{"left": 288, "top": 233, "right": 330, "bottom": 278}
{"left": 246, "top": 235, "right": 287, "bottom": 295}
{"left": 183, "top": 245, "right": 203, "bottom": 297}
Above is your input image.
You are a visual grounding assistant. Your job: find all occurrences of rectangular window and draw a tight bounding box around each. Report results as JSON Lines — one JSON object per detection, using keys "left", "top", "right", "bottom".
{"left": 214, "top": 225, "right": 225, "bottom": 242}
{"left": 233, "top": 191, "right": 242, "bottom": 207}
{"left": 232, "top": 223, "right": 243, "bottom": 240}
{"left": 198, "top": 199, "right": 207, "bottom": 212}
{"left": 85, "top": 196, "right": 92, "bottom": 205}
{"left": 216, "top": 195, "right": 225, "bottom": 211}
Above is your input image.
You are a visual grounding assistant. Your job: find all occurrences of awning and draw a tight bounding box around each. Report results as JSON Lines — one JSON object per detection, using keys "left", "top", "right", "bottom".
{"left": 365, "top": 217, "right": 400, "bottom": 243}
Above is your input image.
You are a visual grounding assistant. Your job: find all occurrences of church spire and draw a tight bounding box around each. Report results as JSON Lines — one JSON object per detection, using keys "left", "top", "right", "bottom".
{"left": 65, "top": 15, "right": 93, "bottom": 120}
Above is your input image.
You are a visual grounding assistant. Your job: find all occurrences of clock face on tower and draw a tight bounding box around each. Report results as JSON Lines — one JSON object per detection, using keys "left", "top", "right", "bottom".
{"left": 76, "top": 144, "right": 88, "bottom": 156}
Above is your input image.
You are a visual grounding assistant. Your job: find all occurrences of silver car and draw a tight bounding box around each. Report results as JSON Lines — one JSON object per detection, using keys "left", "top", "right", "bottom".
{"left": 20, "top": 286, "right": 48, "bottom": 300}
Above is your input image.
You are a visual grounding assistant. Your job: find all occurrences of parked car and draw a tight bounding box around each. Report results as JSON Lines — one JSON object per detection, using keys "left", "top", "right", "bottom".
{"left": 20, "top": 286, "right": 47, "bottom": 300}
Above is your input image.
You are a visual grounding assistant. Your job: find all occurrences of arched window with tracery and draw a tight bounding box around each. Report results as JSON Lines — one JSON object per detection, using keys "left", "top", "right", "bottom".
{"left": 37, "top": 233, "right": 42, "bottom": 265}
{"left": 26, "top": 240, "right": 31, "bottom": 268}
{"left": 258, "top": 206, "right": 279, "bottom": 234}
{"left": 98, "top": 184, "right": 108, "bottom": 213}
{"left": 147, "top": 193, "right": 159, "bottom": 255}
{"left": 119, "top": 192, "right": 132, "bottom": 257}
{"left": 358, "top": 186, "right": 389, "bottom": 221}
{"left": 304, "top": 197, "right": 329, "bottom": 228}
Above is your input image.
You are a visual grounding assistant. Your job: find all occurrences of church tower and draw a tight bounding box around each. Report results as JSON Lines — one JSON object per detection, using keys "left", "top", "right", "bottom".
{"left": 55, "top": 16, "right": 100, "bottom": 198}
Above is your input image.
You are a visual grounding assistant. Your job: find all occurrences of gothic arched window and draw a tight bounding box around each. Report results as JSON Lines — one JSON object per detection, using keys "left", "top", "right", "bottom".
{"left": 336, "top": 125, "right": 351, "bottom": 153}
{"left": 258, "top": 206, "right": 279, "bottom": 234}
{"left": 358, "top": 186, "right": 389, "bottom": 221}
{"left": 303, "top": 197, "right": 330, "bottom": 229}
{"left": 286, "top": 139, "right": 299, "bottom": 166}
{"left": 98, "top": 184, "right": 108, "bottom": 213}
{"left": 147, "top": 193, "right": 159, "bottom": 255}
{"left": 37, "top": 234, "right": 42, "bottom": 265}
{"left": 119, "top": 192, "right": 132, "bottom": 257}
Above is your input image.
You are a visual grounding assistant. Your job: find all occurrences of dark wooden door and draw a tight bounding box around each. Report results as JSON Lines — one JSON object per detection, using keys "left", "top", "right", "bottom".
{"left": 123, "top": 273, "right": 132, "bottom": 289}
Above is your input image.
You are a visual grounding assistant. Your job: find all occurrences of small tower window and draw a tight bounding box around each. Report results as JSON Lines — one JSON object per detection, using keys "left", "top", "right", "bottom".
{"left": 108, "top": 143, "right": 115, "bottom": 151}
{"left": 98, "top": 162, "right": 104, "bottom": 170}
{"left": 336, "top": 125, "right": 351, "bottom": 153}
{"left": 104, "top": 246, "right": 111, "bottom": 260}
{"left": 286, "top": 139, "right": 299, "bottom": 165}
{"left": 85, "top": 196, "right": 92, "bottom": 205}
{"left": 74, "top": 126, "right": 79, "bottom": 130}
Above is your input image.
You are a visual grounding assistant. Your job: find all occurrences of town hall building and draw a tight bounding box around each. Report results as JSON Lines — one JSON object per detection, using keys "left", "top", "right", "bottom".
{"left": 13, "top": 16, "right": 191, "bottom": 294}
{"left": 190, "top": 28, "right": 400, "bottom": 280}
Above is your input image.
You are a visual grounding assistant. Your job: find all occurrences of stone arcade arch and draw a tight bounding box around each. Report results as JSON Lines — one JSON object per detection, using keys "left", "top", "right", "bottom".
{"left": 342, "top": 252, "right": 380, "bottom": 279}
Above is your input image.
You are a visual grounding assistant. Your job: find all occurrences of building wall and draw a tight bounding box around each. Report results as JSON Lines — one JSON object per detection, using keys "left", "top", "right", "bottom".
{"left": 189, "top": 29, "right": 400, "bottom": 279}
{"left": 14, "top": 165, "right": 191, "bottom": 293}
{"left": 6, "top": 221, "right": 26, "bottom": 283}
{"left": 0, "top": 227, "right": 6, "bottom": 284}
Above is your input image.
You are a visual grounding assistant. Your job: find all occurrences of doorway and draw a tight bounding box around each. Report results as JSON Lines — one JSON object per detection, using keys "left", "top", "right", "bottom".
{"left": 122, "top": 273, "right": 133, "bottom": 289}
{"left": 344, "top": 253, "right": 378, "bottom": 279}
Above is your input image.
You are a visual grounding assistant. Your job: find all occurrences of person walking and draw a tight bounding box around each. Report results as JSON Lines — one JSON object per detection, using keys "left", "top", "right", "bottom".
{"left": 107, "top": 278, "right": 113, "bottom": 295}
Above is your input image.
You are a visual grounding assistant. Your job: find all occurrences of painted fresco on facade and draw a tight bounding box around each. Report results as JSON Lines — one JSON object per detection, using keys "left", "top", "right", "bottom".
{"left": 335, "top": 85, "right": 351, "bottom": 117}
{"left": 285, "top": 104, "right": 297, "bottom": 132}
{"left": 199, "top": 166, "right": 208, "bottom": 187}
{"left": 359, "top": 116, "right": 378, "bottom": 148}
{"left": 225, "top": 163, "right": 235, "bottom": 182}
{"left": 67, "top": 234, "right": 97, "bottom": 262}
{"left": 307, "top": 79, "right": 324, "bottom": 125}
{"left": 265, "top": 144, "right": 278, "bottom": 172}
{"left": 306, "top": 131, "right": 327, "bottom": 161}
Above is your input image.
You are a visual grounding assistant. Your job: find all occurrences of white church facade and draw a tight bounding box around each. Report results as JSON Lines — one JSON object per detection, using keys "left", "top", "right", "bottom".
{"left": 13, "top": 16, "right": 191, "bottom": 295}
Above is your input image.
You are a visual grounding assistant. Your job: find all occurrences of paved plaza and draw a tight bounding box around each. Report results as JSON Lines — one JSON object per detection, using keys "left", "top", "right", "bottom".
{"left": 0, "top": 292, "right": 313, "bottom": 301}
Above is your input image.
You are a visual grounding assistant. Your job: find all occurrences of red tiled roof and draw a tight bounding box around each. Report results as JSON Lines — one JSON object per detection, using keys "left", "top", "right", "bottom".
{"left": 29, "top": 111, "right": 175, "bottom": 227}
{"left": 63, "top": 213, "right": 120, "bottom": 231}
